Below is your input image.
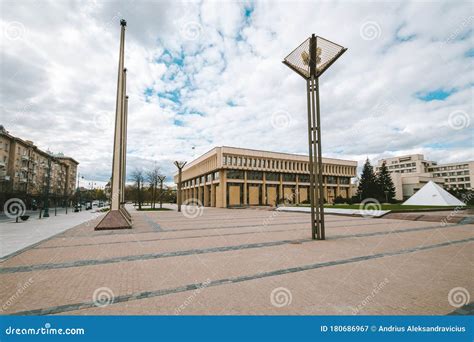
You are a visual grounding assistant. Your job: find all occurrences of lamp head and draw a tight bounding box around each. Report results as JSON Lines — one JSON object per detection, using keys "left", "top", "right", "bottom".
{"left": 283, "top": 34, "right": 346, "bottom": 79}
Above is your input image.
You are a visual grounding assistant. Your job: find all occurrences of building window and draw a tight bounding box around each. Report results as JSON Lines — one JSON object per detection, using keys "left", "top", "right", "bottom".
{"left": 299, "top": 174, "right": 309, "bottom": 183}
{"left": 227, "top": 170, "right": 244, "bottom": 179}
{"left": 266, "top": 172, "right": 279, "bottom": 181}
{"left": 327, "top": 176, "right": 337, "bottom": 184}
{"left": 247, "top": 171, "right": 263, "bottom": 180}
{"left": 214, "top": 172, "right": 220, "bottom": 180}
{"left": 282, "top": 173, "right": 296, "bottom": 182}
{"left": 339, "top": 177, "right": 350, "bottom": 184}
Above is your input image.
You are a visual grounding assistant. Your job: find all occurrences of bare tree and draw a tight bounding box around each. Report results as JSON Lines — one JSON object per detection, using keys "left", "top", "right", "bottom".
{"left": 146, "top": 165, "right": 160, "bottom": 209}
{"left": 130, "top": 168, "right": 145, "bottom": 210}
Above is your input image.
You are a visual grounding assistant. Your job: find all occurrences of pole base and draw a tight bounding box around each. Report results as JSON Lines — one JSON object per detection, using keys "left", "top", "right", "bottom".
{"left": 95, "top": 209, "right": 132, "bottom": 230}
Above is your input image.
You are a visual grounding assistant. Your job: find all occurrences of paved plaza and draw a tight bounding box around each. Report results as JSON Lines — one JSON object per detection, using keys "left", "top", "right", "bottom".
{"left": 0, "top": 206, "right": 473, "bottom": 315}
{"left": 0, "top": 209, "right": 104, "bottom": 259}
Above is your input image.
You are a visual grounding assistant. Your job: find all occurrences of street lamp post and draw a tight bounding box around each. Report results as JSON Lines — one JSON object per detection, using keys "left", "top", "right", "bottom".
{"left": 283, "top": 34, "right": 347, "bottom": 240}
{"left": 157, "top": 175, "right": 166, "bottom": 209}
{"left": 42, "top": 157, "right": 52, "bottom": 218}
{"left": 174, "top": 161, "right": 187, "bottom": 212}
{"left": 76, "top": 173, "right": 84, "bottom": 211}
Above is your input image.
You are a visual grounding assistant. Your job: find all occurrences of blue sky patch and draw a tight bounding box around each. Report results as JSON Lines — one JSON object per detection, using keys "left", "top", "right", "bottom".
{"left": 415, "top": 88, "right": 456, "bottom": 101}
{"left": 158, "top": 90, "right": 181, "bottom": 103}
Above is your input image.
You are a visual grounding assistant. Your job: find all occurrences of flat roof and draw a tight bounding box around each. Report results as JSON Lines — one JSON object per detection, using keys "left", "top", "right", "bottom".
{"left": 180, "top": 145, "right": 357, "bottom": 173}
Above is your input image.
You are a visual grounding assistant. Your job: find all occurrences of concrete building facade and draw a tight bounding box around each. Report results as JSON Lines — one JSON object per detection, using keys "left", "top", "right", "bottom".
{"left": 174, "top": 146, "right": 357, "bottom": 207}
{"left": 0, "top": 126, "right": 79, "bottom": 203}
{"left": 428, "top": 161, "right": 474, "bottom": 191}
{"left": 376, "top": 154, "right": 473, "bottom": 200}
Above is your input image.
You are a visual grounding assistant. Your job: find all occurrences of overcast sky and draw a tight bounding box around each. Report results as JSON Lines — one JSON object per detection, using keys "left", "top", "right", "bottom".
{"left": 1, "top": 0, "right": 473, "bottom": 184}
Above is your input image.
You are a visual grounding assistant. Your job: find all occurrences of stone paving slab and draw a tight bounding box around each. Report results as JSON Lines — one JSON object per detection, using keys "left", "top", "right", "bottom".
{"left": 0, "top": 207, "right": 472, "bottom": 315}
{"left": 1, "top": 227, "right": 471, "bottom": 314}
{"left": 59, "top": 243, "right": 472, "bottom": 315}
{"left": 0, "top": 210, "right": 104, "bottom": 259}
{"left": 1, "top": 218, "right": 467, "bottom": 268}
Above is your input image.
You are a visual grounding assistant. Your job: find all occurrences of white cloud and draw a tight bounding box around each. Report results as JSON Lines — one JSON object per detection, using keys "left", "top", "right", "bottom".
{"left": 1, "top": 0, "right": 472, "bottom": 183}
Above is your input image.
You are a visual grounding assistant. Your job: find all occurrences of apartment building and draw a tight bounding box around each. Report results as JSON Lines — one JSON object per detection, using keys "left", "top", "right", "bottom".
{"left": 0, "top": 126, "right": 79, "bottom": 203}
{"left": 376, "top": 154, "right": 473, "bottom": 200}
{"left": 174, "top": 146, "right": 357, "bottom": 207}
{"left": 428, "top": 161, "right": 474, "bottom": 191}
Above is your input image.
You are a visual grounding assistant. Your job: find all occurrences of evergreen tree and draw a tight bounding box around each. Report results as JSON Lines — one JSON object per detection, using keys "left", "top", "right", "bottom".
{"left": 376, "top": 161, "right": 396, "bottom": 203}
{"left": 357, "top": 158, "right": 379, "bottom": 200}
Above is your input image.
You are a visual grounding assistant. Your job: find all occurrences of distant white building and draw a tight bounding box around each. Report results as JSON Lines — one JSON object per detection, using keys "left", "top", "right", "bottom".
{"left": 376, "top": 154, "right": 473, "bottom": 200}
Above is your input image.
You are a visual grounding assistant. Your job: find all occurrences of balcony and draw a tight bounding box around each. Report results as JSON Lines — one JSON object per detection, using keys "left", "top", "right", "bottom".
{"left": 19, "top": 177, "right": 27, "bottom": 183}
{"left": 0, "top": 160, "right": 5, "bottom": 168}
{"left": 21, "top": 155, "right": 29, "bottom": 161}
{"left": 20, "top": 166, "right": 28, "bottom": 172}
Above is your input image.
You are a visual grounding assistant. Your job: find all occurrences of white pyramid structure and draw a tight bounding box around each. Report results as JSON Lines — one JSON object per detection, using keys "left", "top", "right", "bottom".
{"left": 402, "top": 181, "right": 466, "bottom": 206}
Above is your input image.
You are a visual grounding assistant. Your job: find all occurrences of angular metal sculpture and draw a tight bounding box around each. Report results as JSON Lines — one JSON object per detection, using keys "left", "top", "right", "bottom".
{"left": 283, "top": 34, "right": 346, "bottom": 240}
{"left": 96, "top": 19, "right": 131, "bottom": 230}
